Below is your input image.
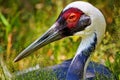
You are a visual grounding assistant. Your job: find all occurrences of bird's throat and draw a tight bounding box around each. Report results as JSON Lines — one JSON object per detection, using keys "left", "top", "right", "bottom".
{"left": 66, "top": 33, "right": 97, "bottom": 80}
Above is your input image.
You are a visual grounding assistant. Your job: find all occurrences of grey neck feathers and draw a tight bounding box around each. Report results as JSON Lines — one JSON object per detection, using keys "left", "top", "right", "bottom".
{"left": 66, "top": 33, "right": 97, "bottom": 80}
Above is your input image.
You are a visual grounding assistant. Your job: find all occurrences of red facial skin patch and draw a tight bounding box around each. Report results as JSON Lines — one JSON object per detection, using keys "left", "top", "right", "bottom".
{"left": 62, "top": 8, "right": 83, "bottom": 29}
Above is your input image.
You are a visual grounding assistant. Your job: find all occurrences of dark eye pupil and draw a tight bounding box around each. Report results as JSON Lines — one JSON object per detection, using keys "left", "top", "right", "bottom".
{"left": 69, "top": 15, "right": 75, "bottom": 19}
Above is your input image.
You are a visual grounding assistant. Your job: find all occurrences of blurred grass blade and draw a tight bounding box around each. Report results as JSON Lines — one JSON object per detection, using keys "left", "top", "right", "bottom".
{"left": 0, "top": 55, "right": 12, "bottom": 80}
{"left": 0, "top": 12, "right": 11, "bottom": 39}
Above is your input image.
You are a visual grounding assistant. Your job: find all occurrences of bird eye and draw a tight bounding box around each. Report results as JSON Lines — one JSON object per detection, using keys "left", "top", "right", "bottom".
{"left": 67, "top": 13, "right": 77, "bottom": 22}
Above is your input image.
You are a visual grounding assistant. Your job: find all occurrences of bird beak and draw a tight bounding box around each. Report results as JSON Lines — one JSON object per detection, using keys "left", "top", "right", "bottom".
{"left": 14, "top": 23, "right": 63, "bottom": 62}
{"left": 14, "top": 14, "right": 91, "bottom": 62}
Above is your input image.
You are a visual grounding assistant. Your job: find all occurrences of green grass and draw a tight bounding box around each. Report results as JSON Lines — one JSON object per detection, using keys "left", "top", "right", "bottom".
{"left": 14, "top": 69, "right": 57, "bottom": 80}
{"left": 0, "top": 0, "right": 120, "bottom": 80}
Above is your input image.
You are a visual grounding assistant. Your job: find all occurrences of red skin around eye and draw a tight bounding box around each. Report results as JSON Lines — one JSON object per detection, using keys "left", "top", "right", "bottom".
{"left": 67, "top": 13, "right": 81, "bottom": 29}
{"left": 62, "top": 8, "right": 83, "bottom": 29}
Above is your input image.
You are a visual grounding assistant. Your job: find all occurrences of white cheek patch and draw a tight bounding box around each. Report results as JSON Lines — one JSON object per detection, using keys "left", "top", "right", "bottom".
{"left": 74, "top": 25, "right": 93, "bottom": 37}
{"left": 74, "top": 31, "right": 85, "bottom": 36}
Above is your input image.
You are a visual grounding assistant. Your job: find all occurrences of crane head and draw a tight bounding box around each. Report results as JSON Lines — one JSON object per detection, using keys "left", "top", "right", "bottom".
{"left": 14, "top": 1, "right": 106, "bottom": 62}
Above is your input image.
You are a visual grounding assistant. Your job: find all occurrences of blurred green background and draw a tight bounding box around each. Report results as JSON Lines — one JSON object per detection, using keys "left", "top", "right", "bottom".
{"left": 0, "top": 0, "right": 120, "bottom": 80}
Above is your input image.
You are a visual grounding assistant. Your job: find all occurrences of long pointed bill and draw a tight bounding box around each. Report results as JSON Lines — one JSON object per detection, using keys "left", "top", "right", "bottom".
{"left": 14, "top": 23, "right": 63, "bottom": 62}
{"left": 14, "top": 14, "right": 91, "bottom": 62}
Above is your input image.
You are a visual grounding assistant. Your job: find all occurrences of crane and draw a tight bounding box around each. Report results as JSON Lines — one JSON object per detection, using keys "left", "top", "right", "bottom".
{"left": 15, "top": 58, "right": 114, "bottom": 80}
{"left": 14, "top": 1, "right": 115, "bottom": 80}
